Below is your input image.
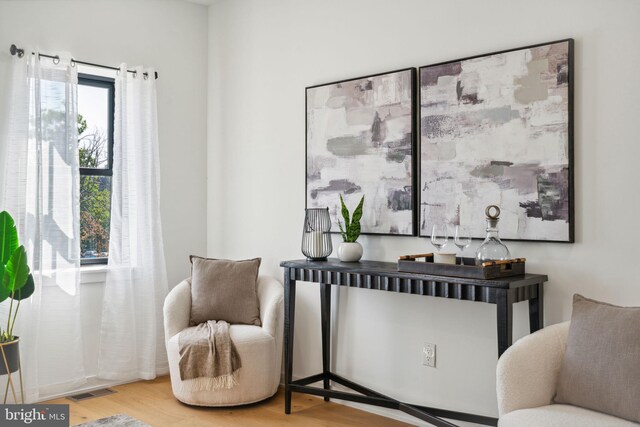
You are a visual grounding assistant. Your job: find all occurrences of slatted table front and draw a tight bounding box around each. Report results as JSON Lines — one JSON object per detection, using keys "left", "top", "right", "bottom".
{"left": 280, "top": 258, "right": 548, "bottom": 427}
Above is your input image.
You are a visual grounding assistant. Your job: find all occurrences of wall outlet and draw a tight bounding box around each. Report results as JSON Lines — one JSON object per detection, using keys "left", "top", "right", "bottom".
{"left": 422, "top": 343, "right": 436, "bottom": 368}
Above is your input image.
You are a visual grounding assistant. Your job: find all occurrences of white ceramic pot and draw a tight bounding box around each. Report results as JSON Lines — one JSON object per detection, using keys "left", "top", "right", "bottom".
{"left": 337, "top": 242, "right": 363, "bottom": 262}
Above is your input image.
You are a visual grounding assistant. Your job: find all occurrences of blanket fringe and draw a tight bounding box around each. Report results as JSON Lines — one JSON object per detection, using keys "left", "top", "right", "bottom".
{"left": 179, "top": 370, "right": 240, "bottom": 393}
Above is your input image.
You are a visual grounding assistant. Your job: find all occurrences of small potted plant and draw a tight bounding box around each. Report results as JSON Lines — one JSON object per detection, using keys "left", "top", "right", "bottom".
{"left": 337, "top": 194, "right": 364, "bottom": 262}
{"left": 0, "top": 211, "right": 34, "bottom": 377}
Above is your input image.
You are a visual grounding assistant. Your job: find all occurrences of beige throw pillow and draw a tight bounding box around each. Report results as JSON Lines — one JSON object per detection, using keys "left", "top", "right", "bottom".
{"left": 554, "top": 294, "right": 640, "bottom": 423}
{"left": 189, "top": 256, "right": 262, "bottom": 326}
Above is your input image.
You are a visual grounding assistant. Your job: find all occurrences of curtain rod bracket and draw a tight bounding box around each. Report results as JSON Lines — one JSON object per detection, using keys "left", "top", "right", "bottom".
{"left": 10, "top": 44, "right": 24, "bottom": 58}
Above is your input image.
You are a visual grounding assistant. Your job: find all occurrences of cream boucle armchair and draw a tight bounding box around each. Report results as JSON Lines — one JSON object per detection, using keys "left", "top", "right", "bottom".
{"left": 163, "top": 275, "right": 284, "bottom": 406}
{"left": 496, "top": 322, "right": 636, "bottom": 426}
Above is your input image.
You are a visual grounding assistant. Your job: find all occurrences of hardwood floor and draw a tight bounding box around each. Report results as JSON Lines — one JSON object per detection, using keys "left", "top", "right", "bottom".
{"left": 44, "top": 376, "right": 411, "bottom": 426}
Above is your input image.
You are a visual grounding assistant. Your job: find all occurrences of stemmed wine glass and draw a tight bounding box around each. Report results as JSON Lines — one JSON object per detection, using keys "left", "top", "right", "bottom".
{"left": 430, "top": 224, "right": 449, "bottom": 252}
{"left": 454, "top": 225, "right": 472, "bottom": 262}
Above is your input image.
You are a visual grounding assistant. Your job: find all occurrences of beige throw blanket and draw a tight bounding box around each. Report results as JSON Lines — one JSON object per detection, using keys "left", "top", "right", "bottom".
{"left": 178, "top": 320, "right": 241, "bottom": 391}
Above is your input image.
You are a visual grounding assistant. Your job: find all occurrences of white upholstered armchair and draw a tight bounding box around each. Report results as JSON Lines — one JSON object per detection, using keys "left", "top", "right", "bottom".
{"left": 496, "top": 322, "right": 636, "bottom": 426}
{"left": 163, "top": 275, "right": 284, "bottom": 406}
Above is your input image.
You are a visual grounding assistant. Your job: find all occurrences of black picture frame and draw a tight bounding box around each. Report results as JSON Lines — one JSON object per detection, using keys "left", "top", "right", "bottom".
{"left": 305, "top": 67, "right": 418, "bottom": 236}
{"left": 416, "top": 38, "right": 575, "bottom": 243}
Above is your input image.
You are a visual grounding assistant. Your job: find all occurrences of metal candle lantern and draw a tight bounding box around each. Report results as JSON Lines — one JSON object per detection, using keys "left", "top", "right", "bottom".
{"left": 301, "top": 208, "right": 332, "bottom": 261}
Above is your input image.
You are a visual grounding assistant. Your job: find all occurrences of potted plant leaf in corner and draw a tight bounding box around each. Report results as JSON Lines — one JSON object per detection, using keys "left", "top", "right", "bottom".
{"left": 337, "top": 194, "right": 364, "bottom": 262}
{"left": 0, "top": 211, "right": 34, "bottom": 382}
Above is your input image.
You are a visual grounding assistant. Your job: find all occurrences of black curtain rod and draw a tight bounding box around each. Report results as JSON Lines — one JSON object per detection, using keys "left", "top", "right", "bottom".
{"left": 9, "top": 44, "right": 159, "bottom": 80}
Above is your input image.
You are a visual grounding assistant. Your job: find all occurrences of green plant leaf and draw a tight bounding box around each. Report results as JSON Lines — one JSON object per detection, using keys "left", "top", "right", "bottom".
{"left": 347, "top": 221, "right": 361, "bottom": 243}
{"left": 339, "top": 194, "right": 350, "bottom": 229}
{"left": 351, "top": 196, "right": 364, "bottom": 224}
{"left": 13, "top": 273, "right": 34, "bottom": 301}
{"left": 0, "top": 211, "right": 19, "bottom": 267}
{"left": 337, "top": 220, "right": 347, "bottom": 242}
{"left": 0, "top": 276, "right": 9, "bottom": 303}
{"left": 3, "top": 246, "right": 30, "bottom": 294}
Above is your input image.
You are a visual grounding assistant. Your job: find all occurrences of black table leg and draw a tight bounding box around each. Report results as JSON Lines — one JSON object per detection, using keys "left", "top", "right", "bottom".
{"left": 284, "top": 269, "right": 296, "bottom": 414}
{"left": 320, "top": 282, "right": 331, "bottom": 401}
{"left": 496, "top": 290, "right": 512, "bottom": 358}
{"left": 529, "top": 282, "right": 544, "bottom": 333}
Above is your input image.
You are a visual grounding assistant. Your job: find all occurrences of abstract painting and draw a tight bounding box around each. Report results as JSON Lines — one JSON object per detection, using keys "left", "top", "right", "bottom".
{"left": 306, "top": 68, "right": 416, "bottom": 236}
{"left": 419, "top": 39, "right": 574, "bottom": 242}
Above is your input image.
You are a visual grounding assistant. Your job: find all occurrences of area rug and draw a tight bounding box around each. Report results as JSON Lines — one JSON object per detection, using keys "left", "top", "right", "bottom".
{"left": 73, "top": 414, "right": 150, "bottom": 427}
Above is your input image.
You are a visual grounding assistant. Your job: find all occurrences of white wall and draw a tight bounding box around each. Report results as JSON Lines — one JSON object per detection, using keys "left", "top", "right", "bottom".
{"left": 208, "top": 0, "right": 640, "bottom": 424}
{"left": 0, "top": 0, "right": 208, "bottom": 379}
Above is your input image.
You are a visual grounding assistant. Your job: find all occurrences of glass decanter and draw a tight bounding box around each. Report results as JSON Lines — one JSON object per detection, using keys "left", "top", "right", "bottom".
{"left": 475, "top": 205, "right": 511, "bottom": 265}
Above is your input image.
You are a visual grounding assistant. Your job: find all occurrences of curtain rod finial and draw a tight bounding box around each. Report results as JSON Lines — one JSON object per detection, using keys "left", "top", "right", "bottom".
{"left": 9, "top": 44, "right": 24, "bottom": 58}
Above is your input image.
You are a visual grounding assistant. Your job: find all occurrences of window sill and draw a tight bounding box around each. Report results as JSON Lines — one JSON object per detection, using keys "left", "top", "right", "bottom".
{"left": 81, "top": 264, "right": 108, "bottom": 285}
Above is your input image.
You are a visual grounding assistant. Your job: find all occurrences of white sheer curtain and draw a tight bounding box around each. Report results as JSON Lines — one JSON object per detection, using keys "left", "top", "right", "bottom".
{"left": 0, "top": 50, "right": 85, "bottom": 402}
{"left": 98, "top": 65, "right": 169, "bottom": 380}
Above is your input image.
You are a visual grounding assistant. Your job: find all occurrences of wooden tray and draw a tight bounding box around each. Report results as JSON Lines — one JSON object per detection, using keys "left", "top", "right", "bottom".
{"left": 397, "top": 253, "right": 526, "bottom": 280}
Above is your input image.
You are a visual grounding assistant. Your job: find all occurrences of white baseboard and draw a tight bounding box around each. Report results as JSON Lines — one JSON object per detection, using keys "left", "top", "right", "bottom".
{"left": 36, "top": 375, "right": 142, "bottom": 403}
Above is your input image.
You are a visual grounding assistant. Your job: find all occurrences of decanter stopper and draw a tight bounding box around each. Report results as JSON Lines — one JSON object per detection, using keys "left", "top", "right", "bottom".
{"left": 475, "top": 205, "right": 511, "bottom": 265}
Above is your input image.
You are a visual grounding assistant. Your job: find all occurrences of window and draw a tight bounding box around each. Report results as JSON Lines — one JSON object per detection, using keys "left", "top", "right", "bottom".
{"left": 78, "top": 74, "right": 114, "bottom": 265}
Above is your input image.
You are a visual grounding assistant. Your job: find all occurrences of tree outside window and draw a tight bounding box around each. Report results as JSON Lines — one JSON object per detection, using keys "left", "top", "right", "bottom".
{"left": 78, "top": 75, "right": 114, "bottom": 264}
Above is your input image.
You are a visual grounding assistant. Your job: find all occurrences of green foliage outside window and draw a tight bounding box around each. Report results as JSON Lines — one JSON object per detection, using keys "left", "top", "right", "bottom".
{"left": 78, "top": 114, "right": 111, "bottom": 257}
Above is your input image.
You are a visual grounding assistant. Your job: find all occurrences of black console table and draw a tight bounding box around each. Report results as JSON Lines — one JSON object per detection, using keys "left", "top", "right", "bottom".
{"left": 280, "top": 258, "right": 548, "bottom": 427}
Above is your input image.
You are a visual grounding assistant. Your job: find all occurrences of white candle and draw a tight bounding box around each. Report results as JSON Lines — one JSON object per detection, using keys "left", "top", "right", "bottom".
{"left": 311, "top": 231, "right": 323, "bottom": 257}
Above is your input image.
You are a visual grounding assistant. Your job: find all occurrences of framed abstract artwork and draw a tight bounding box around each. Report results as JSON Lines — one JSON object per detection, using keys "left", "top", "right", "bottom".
{"left": 419, "top": 39, "right": 574, "bottom": 242}
{"left": 306, "top": 68, "right": 417, "bottom": 236}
